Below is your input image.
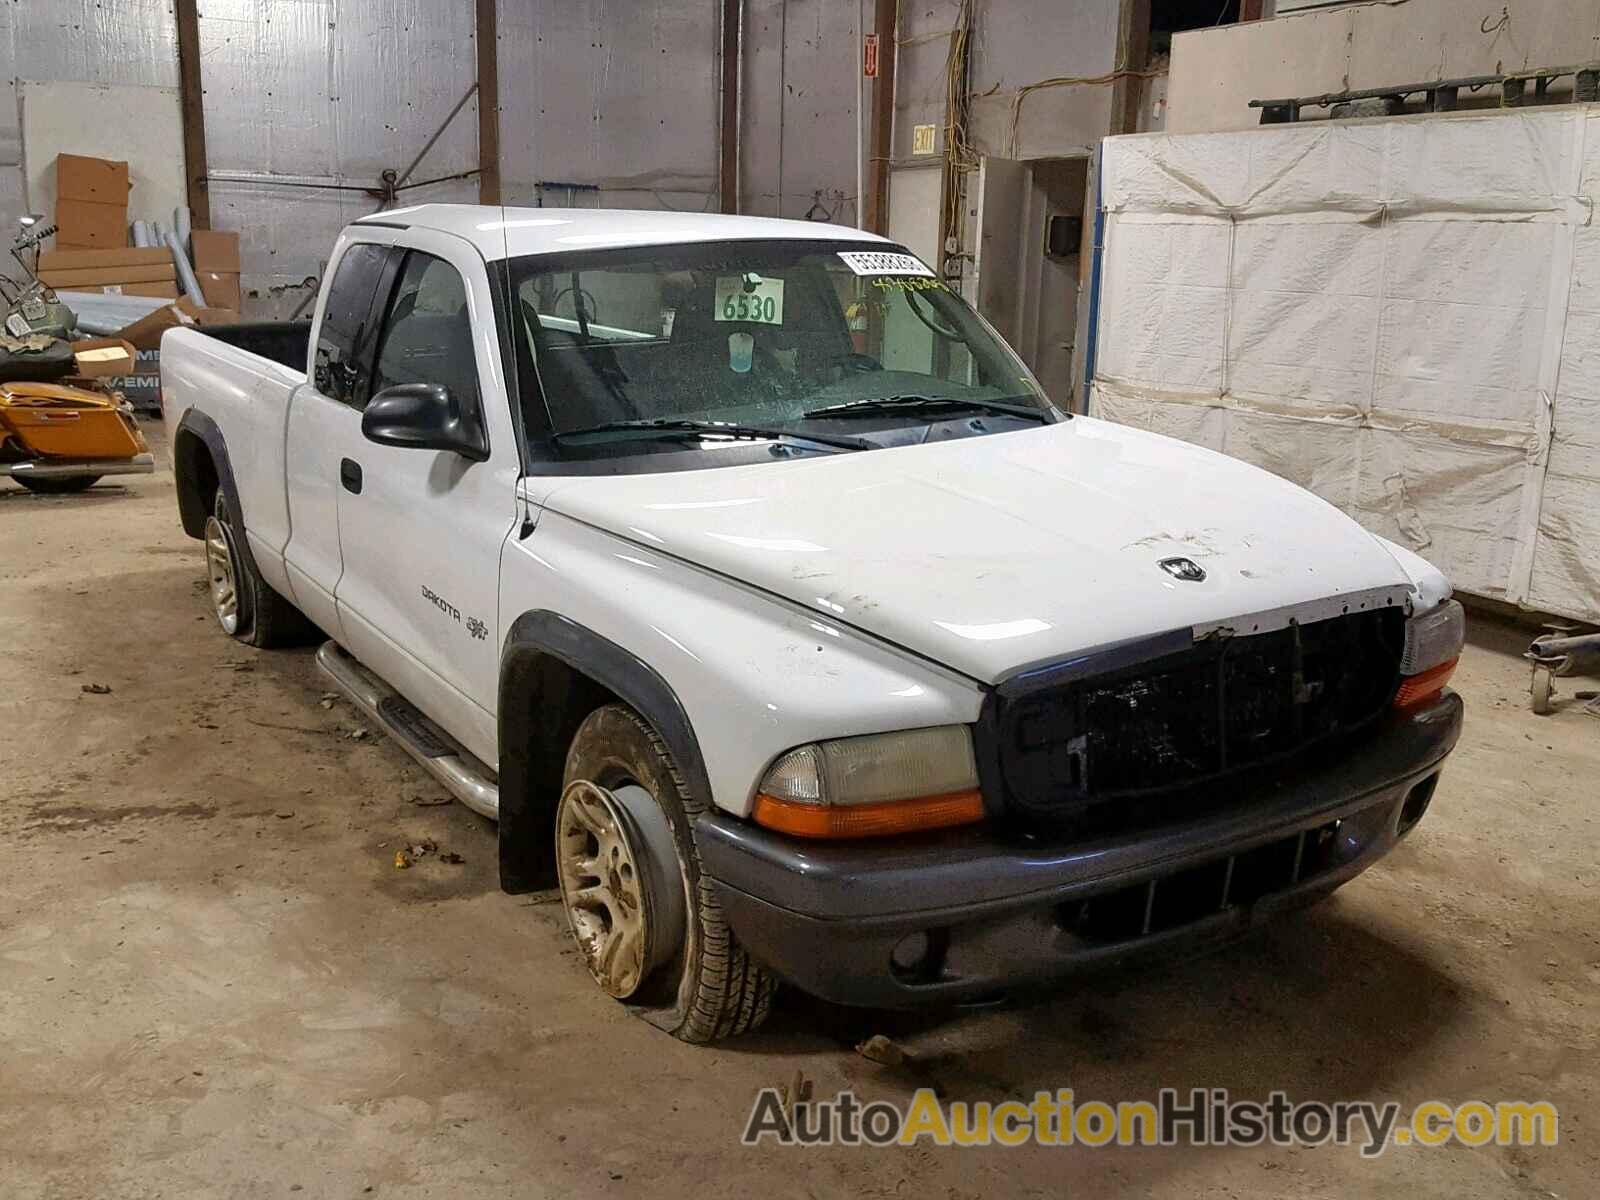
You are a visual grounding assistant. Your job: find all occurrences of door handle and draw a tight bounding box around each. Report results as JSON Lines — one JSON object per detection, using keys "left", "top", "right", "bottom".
{"left": 340, "top": 458, "right": 363, "bottom": 495}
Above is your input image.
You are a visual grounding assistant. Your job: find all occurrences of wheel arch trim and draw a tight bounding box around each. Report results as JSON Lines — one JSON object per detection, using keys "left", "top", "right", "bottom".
{"left": 496, "top": 610, "right": 712, "bottom": 894}
{"left": 172, "top": 409, "right": 269, "bottom": 618}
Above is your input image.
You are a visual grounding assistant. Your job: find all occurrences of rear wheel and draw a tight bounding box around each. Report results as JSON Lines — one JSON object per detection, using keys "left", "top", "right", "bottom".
{"left": 559, "top": 703, "right": 775, "bottom": 1042}
{"left": 17, "top": 475, "right": 99, "bottom": 494}
{"left": 206, "top": 490, "right": 316, "bottom": 647}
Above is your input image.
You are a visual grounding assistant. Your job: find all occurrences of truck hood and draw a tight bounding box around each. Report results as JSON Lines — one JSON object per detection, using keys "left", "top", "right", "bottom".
{"left": 539, "top": 419, "right": 1415, "bottom": 683}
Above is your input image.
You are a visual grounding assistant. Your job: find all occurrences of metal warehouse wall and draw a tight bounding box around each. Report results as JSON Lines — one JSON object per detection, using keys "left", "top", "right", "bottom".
{"left": 0, "top": 0, "right": 863, "bottom": 319}
{"left": 740, "top": 0, "right": 864, "bottom": 224}
{"left": 202, "top": 0, "right": 481, "bottom": 318}
{"left": 895, "top": 0, "right": 1122, "bottom": 163}
{"left": 0, "top": 1, "right": 181, "bottom": 238}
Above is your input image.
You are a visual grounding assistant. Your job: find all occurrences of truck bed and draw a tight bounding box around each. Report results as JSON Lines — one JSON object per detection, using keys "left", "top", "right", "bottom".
{"left": 160, "top": 324, "right": 309, "bottom": 577}
{"left": 199, "top": 321, "right": 310, "bottom": 372}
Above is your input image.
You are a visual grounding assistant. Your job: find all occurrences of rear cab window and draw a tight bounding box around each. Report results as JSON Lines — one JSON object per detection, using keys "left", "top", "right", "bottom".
{"left": 312, "top": 242, "right": 396, "bottom": 409}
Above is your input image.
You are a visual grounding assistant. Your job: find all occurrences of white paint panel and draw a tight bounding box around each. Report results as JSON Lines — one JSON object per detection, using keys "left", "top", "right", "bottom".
{"left": 20, "top": 81, "right": 184, "bottom": 229}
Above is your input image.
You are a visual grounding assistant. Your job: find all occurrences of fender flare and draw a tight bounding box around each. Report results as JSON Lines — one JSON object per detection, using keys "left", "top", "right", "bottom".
{"left": 497, "top": 610, "right": 712, "bottom": 893}
{"left": 172, "top": 408, "right": 269, "bottom": 594}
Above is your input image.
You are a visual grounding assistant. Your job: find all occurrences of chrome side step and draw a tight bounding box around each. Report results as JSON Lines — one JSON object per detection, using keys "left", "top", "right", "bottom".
{"left": 314, "top": 641, "right": 500, "bottom": 821}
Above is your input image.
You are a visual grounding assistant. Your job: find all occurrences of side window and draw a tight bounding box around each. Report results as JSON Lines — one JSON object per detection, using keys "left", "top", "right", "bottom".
{"left": 313, "top": 243, "right": 391, "bottom": 407}
{"left": 371, "top": 252, "right": 481, "bottom": 411}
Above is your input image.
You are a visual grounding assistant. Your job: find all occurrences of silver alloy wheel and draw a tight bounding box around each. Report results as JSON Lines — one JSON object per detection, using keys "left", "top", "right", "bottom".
{"left": 204, "top": 509, "right": 240, "bottom": 635}
{"left": 557, "top": 780, "right": 653, "bottom": 998}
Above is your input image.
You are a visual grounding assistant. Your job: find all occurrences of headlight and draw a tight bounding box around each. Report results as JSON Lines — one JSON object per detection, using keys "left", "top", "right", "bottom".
{"left": 1395, "top": 599, "right": 1464, "bottom": 708}
{"left": 753, "top": 725, "right": 984, "bottom": 839}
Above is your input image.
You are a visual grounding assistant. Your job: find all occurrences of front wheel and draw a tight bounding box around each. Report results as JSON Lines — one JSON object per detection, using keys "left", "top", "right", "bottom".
{"left": 559, "top": 704, "right": 775, "bottom": 1042}
{"left": 17, "top": 475, "right": 100, "bottom": 494}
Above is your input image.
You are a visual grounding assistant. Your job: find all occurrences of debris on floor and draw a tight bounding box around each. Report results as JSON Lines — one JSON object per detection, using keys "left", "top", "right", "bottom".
{"left": 392, "top": 839, "right": 462, "bottom": 869}
{"left": 855, "top": 1033, "right": 911, "bottom": 1067}
{"left": 778, "top": 1069, "right": 811, "bottom": 1133}
{"left": 80, "top": 682, "right": 112, "bottom": 694}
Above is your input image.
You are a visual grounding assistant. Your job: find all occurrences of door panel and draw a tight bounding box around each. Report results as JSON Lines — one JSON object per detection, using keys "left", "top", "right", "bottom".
{"left": 282, "top": 389, "right": 358, "bottom": 637}
{"left": 281, "top": 239, "right": 400, "bottom": 636}
{"left": 332, "top": 243, "right": 521, "bottom": 767}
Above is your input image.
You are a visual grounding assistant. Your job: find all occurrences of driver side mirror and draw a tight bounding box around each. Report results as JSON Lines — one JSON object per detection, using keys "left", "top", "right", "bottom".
{"left": 361, "top": 383, "right": 489, "bottom": 462}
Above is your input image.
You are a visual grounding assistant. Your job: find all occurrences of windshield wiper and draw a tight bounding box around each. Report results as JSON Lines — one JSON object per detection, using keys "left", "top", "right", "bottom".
{"left": 801, "top": 394, "right": 1050, "bottom": 422}
{"left": 552, "top": 418, "right": 872, "bottom": 452}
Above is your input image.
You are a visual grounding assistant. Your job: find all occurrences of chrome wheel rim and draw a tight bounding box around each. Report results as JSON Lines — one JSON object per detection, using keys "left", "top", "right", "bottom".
{"left": 203, "top": 514, "right": 240, "bottom": 634}
{"left": 557, "top": 780, "right": 650, "bottom": 998}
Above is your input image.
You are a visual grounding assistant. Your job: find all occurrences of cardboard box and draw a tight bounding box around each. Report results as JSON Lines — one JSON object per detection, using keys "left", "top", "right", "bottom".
{"left": 115, "top": 296, "right": 240, "bottom": 352}
{"left": 189, "top": 229, "right": 240, "bottom": 273}
{"left": 41, "top": 264, "right": 177, "bottom": 288}
{"left": 54, "top": 154, "right": 131, "bottom": 251}
{"left": 69, "top": 337, "right": 138, "bottom": 379}
{"left": 115, "top": 303, "right": 192, "bottom": 351}
{"left": 55, "top": 199, "right": 128, "bottom": 250}
{"left": 120, "top": 282, "right": 181, "bottom": 299}
{"left": 39, "top": 247, "right": 172, "bottom": 272}
{"left": 56, "top": 154, "right": 131, "bottom": 204}
{"left": 198, "top": 270, "right": 241, "bottom": 311}
{"left": 176, "top": 296, "right": 241, "bottom": 326}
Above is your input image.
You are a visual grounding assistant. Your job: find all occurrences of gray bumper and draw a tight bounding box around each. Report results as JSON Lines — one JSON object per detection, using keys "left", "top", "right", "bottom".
{"left": 696, "top": 691, "right": 1463, "bottom": 1009}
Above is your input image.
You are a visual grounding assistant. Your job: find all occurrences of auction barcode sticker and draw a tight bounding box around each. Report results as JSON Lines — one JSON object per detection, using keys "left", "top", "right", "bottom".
{"left": 837, "top": 250, "right": 936, "bottom": 278}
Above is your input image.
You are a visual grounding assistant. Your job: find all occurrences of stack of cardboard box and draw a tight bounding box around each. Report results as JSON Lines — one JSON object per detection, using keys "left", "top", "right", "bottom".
{"left": 42, "top": 152, "right": 250, "bottom": 414}
{"left": 38, "top": 246, "right": 179, "bottom": 298}
{"left": 192, "top": 230, "right": 242, "bottom": 311}
{"left": 54, "top": 154, "right": 131, "bottom": 250}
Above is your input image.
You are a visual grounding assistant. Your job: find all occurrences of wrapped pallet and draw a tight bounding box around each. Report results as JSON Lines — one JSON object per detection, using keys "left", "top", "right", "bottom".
{"left": 1090, "top": 105, "right": 1600, "bottom": 623}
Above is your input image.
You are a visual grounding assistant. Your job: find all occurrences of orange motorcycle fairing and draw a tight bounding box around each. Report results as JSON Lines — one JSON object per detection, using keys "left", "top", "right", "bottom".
{"left": 0, "top": 381, "right": 149, "bottom": 461}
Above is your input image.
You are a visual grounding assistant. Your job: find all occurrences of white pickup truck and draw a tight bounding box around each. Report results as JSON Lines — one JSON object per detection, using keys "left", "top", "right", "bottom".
{"left": 163, "top": 204, "right": 1464, "bottom": 1042}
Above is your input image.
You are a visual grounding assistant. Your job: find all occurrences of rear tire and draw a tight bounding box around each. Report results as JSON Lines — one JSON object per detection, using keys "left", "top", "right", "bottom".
{"left": 208, "top": 489, "right": 317, "bottom": 648}
{"left": 17, "top": 475, "right": 99, "bottom": 494}
{"left": 561, "top": 703, "right": 775, "bottom": 1042}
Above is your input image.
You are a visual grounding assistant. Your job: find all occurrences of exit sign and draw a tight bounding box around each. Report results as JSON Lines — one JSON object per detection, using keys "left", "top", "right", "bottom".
{"left": 863, "top": 33, "right": 879, "bottom": 78}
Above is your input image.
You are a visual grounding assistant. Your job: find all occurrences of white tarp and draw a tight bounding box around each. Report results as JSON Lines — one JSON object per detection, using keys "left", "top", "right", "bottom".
{"left": 1091, "top": 105, "right": 1600, "bottom": 621}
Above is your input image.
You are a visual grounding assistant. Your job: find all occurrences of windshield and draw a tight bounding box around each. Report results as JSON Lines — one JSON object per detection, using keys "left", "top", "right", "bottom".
{"left": 505, "top": 239, "right": 1051, "bottom": 449}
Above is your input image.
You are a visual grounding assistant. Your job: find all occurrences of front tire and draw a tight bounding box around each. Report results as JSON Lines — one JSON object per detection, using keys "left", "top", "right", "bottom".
{"left": 207, "top": 490, "right": 316, "bottom": 647}
{"left": 17, "top": 475, "right": 99, "bottom": 494}
{"left": 560, "top": 703, "right": 775, "bottom": 1042}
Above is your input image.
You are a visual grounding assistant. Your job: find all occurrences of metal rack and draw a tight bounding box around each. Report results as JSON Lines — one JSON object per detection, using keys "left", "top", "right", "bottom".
{"left": 1250, "top": 61, "right": 1600, "bottom": 124}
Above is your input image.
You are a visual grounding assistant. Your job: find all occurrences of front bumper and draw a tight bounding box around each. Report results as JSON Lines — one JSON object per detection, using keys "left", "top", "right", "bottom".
{"left": 696, "top": 691, "right": 1462, "bottom": 1009}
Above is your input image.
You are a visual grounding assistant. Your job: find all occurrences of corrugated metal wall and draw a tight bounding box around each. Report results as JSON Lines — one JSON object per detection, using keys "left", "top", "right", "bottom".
{"left": 894, "top": 0, "right": 1121, "bottom": 163}
{"left": 202, "top": 0, "right": 481, "bottom": 317}
{"left": 0, "top": 0, "right": 863, "bottom": 319}
{"left": 741, "top": 0, "right": 863, "bottom": 224}
{"left": 0, "top": 0, "right": 180, "bottom": 249}
{"left": 498, "top": 2, "right": 720, "bottom": 212}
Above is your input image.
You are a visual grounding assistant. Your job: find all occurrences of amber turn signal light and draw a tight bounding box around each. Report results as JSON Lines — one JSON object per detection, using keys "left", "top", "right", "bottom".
{"left": 752, "top": 789, "right": 984, "bottom": 839}
{"left": 1394, "top": 657, "right": 1458, "bottom": 709}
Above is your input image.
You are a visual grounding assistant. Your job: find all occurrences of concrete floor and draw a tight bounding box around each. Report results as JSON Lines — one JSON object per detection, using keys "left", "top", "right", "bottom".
{"left": 2, "top": 426, "right": 1596, "bottom": 1199}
